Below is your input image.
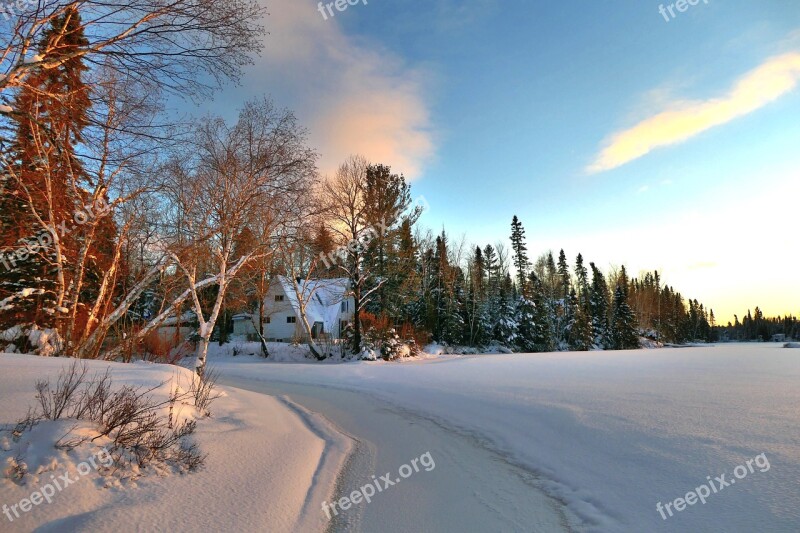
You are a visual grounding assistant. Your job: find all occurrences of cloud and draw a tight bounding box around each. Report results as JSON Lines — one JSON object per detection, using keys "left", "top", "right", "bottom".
{"left": 236, "top": 0, "right": 434, "bottom": 179}
{"left": 587, "top": 52, "right": 800, "bottom": 173}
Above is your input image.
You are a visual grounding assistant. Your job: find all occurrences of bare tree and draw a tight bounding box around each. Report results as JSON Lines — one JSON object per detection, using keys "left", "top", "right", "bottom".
{"left": 163, "top": 98, "right": 315, "bottom": 375}
{"left": 0, "top": 0, "right": 263, "bottom": 127}
{"left": 321, "top": 155, "right": 401, "bottom": 353}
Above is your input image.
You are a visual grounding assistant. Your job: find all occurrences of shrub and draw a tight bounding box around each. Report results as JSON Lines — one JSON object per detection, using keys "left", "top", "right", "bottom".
{"left": 10, "top": 360, "right": 217, "bottom": 479}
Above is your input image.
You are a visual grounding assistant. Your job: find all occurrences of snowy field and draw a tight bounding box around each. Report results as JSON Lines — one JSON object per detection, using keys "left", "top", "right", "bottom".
{"left": 2, "top": 344, "right": 799, "bottom": 532}
{"left": 212, "top": 343, "right": 800, "bottom": 532}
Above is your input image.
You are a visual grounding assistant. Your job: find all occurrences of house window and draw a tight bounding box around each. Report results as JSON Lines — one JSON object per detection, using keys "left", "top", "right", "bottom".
{"left": 341, "top": 300, "right": 349, "bottom": 312}
{"left": 265, "top": 317, "right": 271, "bottom": 324}
{"left": 275, "top": 295, "right": 284, "bottom": 302}
{"left": 287, "top": 316, "right": 296, "bottom": 324}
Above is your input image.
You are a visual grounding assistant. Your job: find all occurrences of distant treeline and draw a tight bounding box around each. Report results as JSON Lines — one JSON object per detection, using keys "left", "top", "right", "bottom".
{"left": 715, "top": 310, "right": 799, "bottom": 342}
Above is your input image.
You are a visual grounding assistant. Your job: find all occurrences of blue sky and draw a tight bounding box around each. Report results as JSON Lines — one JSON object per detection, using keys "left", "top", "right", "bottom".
{"left": 200, "top": 0, "right": 800, "bottom": 321}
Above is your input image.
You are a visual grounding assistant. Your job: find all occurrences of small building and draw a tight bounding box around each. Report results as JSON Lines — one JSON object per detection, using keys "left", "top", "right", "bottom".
{"left": 232, "top": 276, "right": 353, "bottom": 342}
{"left": 772, "top": 333, "right": 786, "bottom": 343}
{"left": 155, "top": 310, "right": 196, "bottom": 344}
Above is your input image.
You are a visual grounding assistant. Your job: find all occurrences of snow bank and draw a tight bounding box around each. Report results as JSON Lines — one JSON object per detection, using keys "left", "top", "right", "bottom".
{"left": 0, "top": 354, "right": 347, "bottom": 532}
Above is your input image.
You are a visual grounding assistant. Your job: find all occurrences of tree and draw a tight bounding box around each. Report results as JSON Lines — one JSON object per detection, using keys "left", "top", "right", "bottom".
{"left": 0, "top": 0, "right": 265, "bottom": 357}
{"left": 162, "top": 98, "right": 315, "bottom": 374}
{"left": 514, "top": 295, "right": 538, "bottom": 352}
{"left": 1, "top": 0, "right": 263, "bottom": 122}
{"left": 322, "top": 155, "right": 374, "bottom": 353}
{"left": 555, "top": 249, "right": 572, "bottom": 346}
{"left": 0, "top": 8, "right": 92, "bottom": 342}
{"left": 361, "top": 163, "right": 420, "bottom": 319}
{"left": 483, "top": 244, "right": 499, "bottom": 296}
{"left": 568, "top": 289, "right": 593, "bottom": 351}
{"left": 574, "top": 253, "right": 589, "bottom": 313}
{"left": 611, "top": 267, "right": 639, "bottom": 350}
{"left": 510, "top": 216, "right": 529, "bottom": 293}
{"left": 589, "top": 262, "right": 610, "bottom": 348}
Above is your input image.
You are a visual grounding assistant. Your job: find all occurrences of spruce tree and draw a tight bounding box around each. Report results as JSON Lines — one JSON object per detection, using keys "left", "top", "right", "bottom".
{"left": 493, "top": 273, "right": 516, "bottom": 346}
{"left": 527, "top": 272, "right": 553, "bottom": 351}
{"left": 510, "top": 216, "right": 529, "bottom": 293}
{"left": 0, "top": 7, "right": 91, "bottom": 339}
{"left": 589, "top": 262, "right": 610, "bottom": 348}
{"left": 362, "top": 164, "right": 415, "bottom": 317}
{"left": 611, "top": 278, "right": 639, "bottom": 350}
{"left": 556, "top": 249, "right": 571, "bottom": 346}
{"left": 575, "top": 253, "right": 590, "bottom": 313}
{"left": 514, "top": 294, "right": 538, "bottom": 352}
{"left": 569, "top": 290, "right": 594, "bottom": 351}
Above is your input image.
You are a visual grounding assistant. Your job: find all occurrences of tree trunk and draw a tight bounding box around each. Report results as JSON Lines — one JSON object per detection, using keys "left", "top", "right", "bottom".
{"left": 195, "top": 334, "right": 210, "bottom": 377}
{"left": 352, "top": 283, "right": 362, "bottom": 353}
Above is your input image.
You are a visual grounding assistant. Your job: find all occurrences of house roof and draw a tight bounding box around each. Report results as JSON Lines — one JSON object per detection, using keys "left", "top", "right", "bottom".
{"left": 274, "top": 276, "right": 350, "bottom": 332}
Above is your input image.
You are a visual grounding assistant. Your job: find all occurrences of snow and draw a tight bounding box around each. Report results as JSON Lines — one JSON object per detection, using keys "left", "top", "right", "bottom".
{"left": 0, "top": 354, "right": 350, "bottom": 532}
{"left": 211, "top": 342, "right": 800, "bottom": 532}
{"left": 4, "top": 344, "right": 798, "bottom": 531}
{"left": 277, "top": 275, "right": 349, "bottom": 333}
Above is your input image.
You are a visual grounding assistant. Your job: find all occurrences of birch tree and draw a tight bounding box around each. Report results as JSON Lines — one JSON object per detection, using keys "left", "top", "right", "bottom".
{"left": 164, "top": 98, "right": 315, "bottom": 375}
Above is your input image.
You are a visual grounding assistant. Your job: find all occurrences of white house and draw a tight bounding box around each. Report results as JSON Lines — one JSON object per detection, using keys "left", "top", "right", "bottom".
{"left": 232, "top": 276, "right": 354, "bottom": 342}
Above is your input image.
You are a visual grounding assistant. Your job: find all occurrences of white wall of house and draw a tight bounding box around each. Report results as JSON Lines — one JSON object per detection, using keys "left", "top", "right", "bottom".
{"left": 232, "top": 277, "right": 355, "bottom": 342}
{"left": 263, "top": 281, "right": 301, "bottom": 341}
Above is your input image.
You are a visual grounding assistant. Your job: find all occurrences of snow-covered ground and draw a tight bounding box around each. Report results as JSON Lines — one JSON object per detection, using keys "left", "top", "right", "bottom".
{"left": 3, "top": 344, "right": 799, "bottom": 532}
{"left": 0, "top": 354, "right": 349, "bottom": 532}
{"left": 211, "top": 343, "right": 800, "bottom": 532}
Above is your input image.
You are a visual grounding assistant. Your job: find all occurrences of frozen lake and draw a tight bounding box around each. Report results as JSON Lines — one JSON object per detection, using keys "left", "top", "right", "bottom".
{"left": 216, "top": 343, "right": 800, "bottom": 532}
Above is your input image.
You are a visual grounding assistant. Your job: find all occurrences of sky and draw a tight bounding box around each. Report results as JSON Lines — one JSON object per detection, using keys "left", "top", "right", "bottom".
{"left": 192, "top": 0, "right": 800, "bottom": 323}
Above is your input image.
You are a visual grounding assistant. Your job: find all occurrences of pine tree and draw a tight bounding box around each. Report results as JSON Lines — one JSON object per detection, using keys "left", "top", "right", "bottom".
{"left": 362, "top": 163, "right": 415, "bottom": 317}
{"left": 555, "top": 249, "right": 571, "bottom": 347}
{"left": 0, "top": 7, "right": 92, "bottom": 340}
{"left": 493, "top": 273, "right": 516, "bottom": 346}
{"left": 472, "top": 246, "right": 485, "bottom": 298}
{"left": 568, "top": 289, "right": 594, "bottom": 351}
{"left": 557, "top": 250, "right": 571, "bottom": 303}
{"left": 575, "top": 253, "right": 590, "bottom": 313}
{"left": 514, "top": 295, "right": 538, "bottom": 352}
{"left": 589, "top": 262, "right": 610, "bottom": 348}
{"left": 527, "top": 272, "right": 553, "bottom": 351}
{"left": 483, "top": 244, "right": 499, "bottom": 296}
{"left": 510, "top": 216, "right": 529, "bottom": 293}
{"left": 611, "top": 271, "right": 639, "bottom": 350}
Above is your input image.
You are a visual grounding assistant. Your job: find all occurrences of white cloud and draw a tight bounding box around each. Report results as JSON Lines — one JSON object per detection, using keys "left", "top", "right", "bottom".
{"left": 238, "top": 0, "right": 435, "bottom": 179}
{"left": 588, "top": 52, "right": 800, "bottom": 173}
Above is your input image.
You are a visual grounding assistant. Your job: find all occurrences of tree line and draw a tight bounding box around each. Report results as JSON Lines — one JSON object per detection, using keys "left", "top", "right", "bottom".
{"left": 716, "top": 309, "right": 799, "bottom": 342}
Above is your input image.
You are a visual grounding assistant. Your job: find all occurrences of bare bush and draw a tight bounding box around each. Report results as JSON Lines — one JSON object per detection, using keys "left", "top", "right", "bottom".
{"left": 16, "top": 360, "right": 207, "bottom": 477}
{"left": 35, "top": 361, "right": 89, "bottom": 420}
{"left": 189, "top": 367, "right": 221, "bottom": 416}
